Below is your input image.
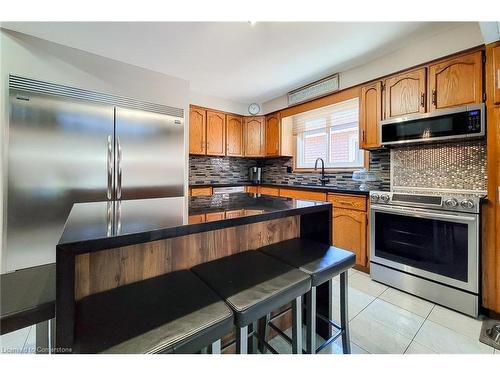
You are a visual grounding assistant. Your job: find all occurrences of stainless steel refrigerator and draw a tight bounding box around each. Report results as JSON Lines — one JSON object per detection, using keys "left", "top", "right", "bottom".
{"left": 4, "top": 76, "right": 185, "bottom": 272}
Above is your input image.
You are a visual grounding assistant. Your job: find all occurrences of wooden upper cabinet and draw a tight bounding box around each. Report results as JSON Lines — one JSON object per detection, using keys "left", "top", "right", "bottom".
{"left": 384, "top": 68, "right": 426, "bottom": 119}
{"left": 360, "top": 81, "right": 382, "bottom": 149}
{"left": 265, "top": 113, "right": 280, "bottom": 156}
{"left": 428, "top": 51, "right": 483, "bottom": 111}
{"left": 244, "top": 116, "right": 265, "bottom": 157}
{"left": 206, "top": 110, "right": 226, "bottom": 156}
{"left": 189, "top": 107, "right": 206, "bottom": 155}
{"left": 493, "top": 45, "right": 500, "bottom": 105}
{"left": 226, "top": 115, "right": 244, "bottom": 156}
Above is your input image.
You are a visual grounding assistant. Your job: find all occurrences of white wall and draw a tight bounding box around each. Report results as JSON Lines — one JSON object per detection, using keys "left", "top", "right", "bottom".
{"left": 189, "top": 90, "right": 250, "bottom": 115}
{"left": 262, "top": 23, "right": 485, "bottom": 114}
{"left": 0, "top": 29, "right": 190, "bottom": 271}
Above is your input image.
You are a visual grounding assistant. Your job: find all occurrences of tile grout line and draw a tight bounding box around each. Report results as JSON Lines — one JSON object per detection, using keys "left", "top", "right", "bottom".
{"left": 346, "top": 285, "right": 389, "bottom": 354}
{"left": 403, "top": 304, "right": 436, "bottom": 354}
{"left": 378, "top": 288, "right": 436, "bottom": 319}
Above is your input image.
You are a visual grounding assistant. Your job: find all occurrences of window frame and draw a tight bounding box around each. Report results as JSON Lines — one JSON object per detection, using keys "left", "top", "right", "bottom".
{"left": 292, "top": 99, "right": 367, "bottom": 172}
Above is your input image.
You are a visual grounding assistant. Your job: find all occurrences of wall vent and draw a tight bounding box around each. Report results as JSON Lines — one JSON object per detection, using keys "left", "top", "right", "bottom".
{"left": 287, "top": 74, "right": 340, "bottom": 106}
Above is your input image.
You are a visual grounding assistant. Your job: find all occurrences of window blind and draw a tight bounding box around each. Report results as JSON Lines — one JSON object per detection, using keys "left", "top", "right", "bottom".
{"left": 292, "top": 97, "right": 359, "bottom": 135}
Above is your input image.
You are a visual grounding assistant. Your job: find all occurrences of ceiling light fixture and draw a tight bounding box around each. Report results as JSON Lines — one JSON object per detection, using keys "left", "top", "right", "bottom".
{"left": 248, "top": 21, "right": 257, "bottom": 26}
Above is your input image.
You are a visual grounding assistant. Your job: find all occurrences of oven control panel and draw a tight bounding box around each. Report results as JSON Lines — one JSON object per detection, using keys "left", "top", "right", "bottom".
{"left": 370, "top": 191, "right": 481, "bottom": 214}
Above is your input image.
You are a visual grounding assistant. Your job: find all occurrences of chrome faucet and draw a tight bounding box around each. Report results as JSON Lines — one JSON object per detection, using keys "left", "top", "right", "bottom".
{"left": 314, "top": 158, "right": 330, "bottom": 186}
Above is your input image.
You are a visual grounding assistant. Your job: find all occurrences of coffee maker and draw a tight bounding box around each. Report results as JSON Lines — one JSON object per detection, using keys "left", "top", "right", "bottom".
{"left": 249, "top": 167, "right": 262, "bottom": 184}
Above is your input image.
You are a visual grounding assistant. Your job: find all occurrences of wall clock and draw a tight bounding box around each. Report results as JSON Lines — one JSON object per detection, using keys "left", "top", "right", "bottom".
{"left": 248, "top": 103, "right": 261, "bottom": 115}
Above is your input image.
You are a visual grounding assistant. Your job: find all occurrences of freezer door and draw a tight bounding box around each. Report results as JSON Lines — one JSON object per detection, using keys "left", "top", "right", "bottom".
{"left": 5, "top": 90, "right": 114, "bottom": 272}
{"left": 114, "top": 107, "right": 184, "bottom": 200}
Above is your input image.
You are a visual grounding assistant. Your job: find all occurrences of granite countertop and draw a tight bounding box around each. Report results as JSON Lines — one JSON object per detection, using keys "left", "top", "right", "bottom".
{"left": 57, "top": 193, "right": 331, "bottom": 254}
{"left": 190, "top": 181, "right": 370, "bottom": 196}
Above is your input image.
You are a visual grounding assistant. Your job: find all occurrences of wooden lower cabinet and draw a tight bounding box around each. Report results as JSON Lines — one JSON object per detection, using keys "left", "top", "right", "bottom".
{"left": 259, "top": 186, "right": 280, "bottom": 196}
{"left": 243, "top": 209, "right": 264, "bottom": 216}
{"left": 205, "top": 212, "right": 225, "bottom": 222}
{"left": 225, "top": 209, "right": 244, "bottom": 218}
{"left": 190, "top": 187, "right": 212, "bottom": 196}
{"left": 188, "top": 214, "right": 205, "bottom": 224}
{"left": 327, "top": 194, "right": 366, "bottom": 211}
{"left": 279, "top": 188, "right": 327, "bottom": 201}
{"left": 245, "top": 186, "right": 259, "bottom": 193}
{"left": 332, "top": 208, "right": 367, "bottom": 267}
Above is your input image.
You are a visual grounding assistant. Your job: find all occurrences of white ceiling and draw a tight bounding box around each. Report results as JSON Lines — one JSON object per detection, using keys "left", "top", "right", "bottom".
{"left": 2, "top": 22, "right": 470, "bottom": 104}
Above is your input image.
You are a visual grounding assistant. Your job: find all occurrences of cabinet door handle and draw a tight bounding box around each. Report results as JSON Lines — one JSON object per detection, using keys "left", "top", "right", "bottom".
{"left": 362, "top": 130, "right": 366, "bottom": 142}
{"left": 117, "top": 137, "right": 122, "bottom": 199}
{"left": 106, "top": 135, "right": 113, "bottom": 200}
{"left": 420, "top": 92, "right": 425, "bottom": 107}
{"left": 337, "top": 200, "right": 355, "bottom": 206}
{"left": 432, "top": 89, "right": 437, "bottom": 105}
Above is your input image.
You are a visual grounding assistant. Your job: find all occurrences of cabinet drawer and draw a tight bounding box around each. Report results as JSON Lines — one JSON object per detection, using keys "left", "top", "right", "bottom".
{"left": 188, "top": 214, "right": 206, "bottom": 224}
{"left": 205, "top": 212, "right": 225, "bottom": 221}
{"left": 225, "top": 209, "right": 244, "bottom": 218}
{"left": 246, "top": 186, "right": 259, "bottom": 193}
{"left": 279, "top": 188, "right": 327, "bottom": 201}
{"left": 327, "top": 194, "right": 366, "bottom": 211}
{"left": 259, "top": 186, "right": 280, "bottom": 196}
{"left": 190, "top": 187, "right": 213, "bottom": 196}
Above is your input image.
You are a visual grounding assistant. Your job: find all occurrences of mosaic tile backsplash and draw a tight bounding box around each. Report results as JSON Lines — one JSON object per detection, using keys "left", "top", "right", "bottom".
{"left": 391, "top": 140, "right": 487, "bottom": 192}
{"left": 190, "top": 149, "right": 391, "bottom": 190}
{"left": 189, "top": 156, "right": 257, "bottom": 184}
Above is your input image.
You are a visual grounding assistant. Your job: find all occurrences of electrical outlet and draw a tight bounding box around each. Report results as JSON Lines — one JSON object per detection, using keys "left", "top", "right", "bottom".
{"left": 286, "top": 166, "right": 293, "bottom": 173}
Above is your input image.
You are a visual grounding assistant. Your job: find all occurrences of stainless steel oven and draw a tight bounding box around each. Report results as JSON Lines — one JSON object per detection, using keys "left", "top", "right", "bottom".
{"left": 369, "top": 191, "right": 481, "bottom": 317}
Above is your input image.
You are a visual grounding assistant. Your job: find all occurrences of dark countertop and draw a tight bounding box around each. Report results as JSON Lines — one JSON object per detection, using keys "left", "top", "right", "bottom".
{"left": 189, "top": 181, "right": 370, "bottom": 196}
{"left": 1, "top": 263, "right": 55, "bottom": 335}
{"left": 57, "top": 193, "right": 331, "bottom": 254}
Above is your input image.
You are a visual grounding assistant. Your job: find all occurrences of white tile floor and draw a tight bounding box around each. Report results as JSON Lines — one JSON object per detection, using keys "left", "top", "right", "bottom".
{"left": 1, "top": 269, "right": 498, "bottom": 354}
{"left": 267, "top": 269, "right": 496, "bottom": 354}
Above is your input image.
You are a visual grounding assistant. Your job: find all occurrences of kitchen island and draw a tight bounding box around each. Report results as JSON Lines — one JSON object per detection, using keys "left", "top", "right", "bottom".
{"left": 56, "top": 193, "right": 332, "bottom": 353}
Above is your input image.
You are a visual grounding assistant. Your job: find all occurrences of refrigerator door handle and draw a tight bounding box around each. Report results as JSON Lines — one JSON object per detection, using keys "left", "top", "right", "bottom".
{"left": 107, "top": 135, "right": 113, "bottom": 199}
{"left": 117, "top": 137, "right": 123, "bottom": 199}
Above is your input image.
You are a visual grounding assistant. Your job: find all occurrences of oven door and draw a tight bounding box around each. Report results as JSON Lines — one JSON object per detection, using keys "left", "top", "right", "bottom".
{"left": 370, "top": 205, "right": 479, "bottom": 293}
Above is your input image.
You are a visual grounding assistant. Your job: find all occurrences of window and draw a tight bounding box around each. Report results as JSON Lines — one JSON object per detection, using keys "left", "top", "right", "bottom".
{"left": 293, "top": 98, "right": 363, "bottom": 170}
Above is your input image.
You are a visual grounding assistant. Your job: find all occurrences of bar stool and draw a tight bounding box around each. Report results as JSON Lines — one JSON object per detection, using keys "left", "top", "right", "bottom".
{"left": 191, "top": 250, "right": 311, "bottom": 354}
{"left": 260, "top": 238, "right": 355, "bottom": 354}
{"left": 72, "top": 270, "right": 233, "bottom": 354}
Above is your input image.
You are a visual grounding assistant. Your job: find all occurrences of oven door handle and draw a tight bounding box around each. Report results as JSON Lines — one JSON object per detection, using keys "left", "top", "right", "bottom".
{"left": 371, "top": 205, "right": 477, "bottom": 222}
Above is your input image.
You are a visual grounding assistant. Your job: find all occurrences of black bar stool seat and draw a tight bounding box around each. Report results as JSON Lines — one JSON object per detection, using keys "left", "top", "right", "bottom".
{"left": 192, "top": 250, "right": 311, "bottom": 353}
{"left": 260, "top": 238, "right": 355, "bottom": 287}
{"left": 260, "top": 238, "right": 355, "bottom": 354}
{"left": 73, "top": 270, "right": 233, "bottom": 354}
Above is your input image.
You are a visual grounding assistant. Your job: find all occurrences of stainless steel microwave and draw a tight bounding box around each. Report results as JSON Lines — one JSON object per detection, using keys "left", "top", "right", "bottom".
{"left": 380, "top": 103, "right": 485, "bottom": 146}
